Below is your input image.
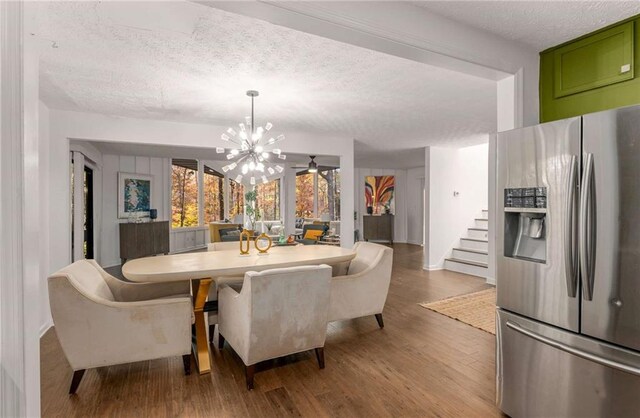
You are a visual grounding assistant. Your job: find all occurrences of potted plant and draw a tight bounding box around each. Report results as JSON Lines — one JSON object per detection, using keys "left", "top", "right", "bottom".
{"left": 244, "top": 189, "right": 260, "bottom": 233}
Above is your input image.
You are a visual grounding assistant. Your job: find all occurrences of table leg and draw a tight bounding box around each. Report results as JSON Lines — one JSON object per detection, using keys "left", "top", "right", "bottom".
{"left": 191, "top": 278, "right": 212, "bottom": 375}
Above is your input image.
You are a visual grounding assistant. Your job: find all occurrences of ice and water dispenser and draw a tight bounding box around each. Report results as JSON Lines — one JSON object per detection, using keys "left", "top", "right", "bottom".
{"left": 503, "top": 187, "right": 547, "bottom": 263}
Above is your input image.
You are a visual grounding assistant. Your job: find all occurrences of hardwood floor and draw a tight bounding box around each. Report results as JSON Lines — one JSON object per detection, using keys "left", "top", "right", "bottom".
{"left": 40, "top": 244, "right": 501, "bottom": 417}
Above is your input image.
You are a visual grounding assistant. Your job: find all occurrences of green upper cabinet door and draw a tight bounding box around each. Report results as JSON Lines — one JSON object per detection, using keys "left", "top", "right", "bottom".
{"left": 553, "top": 21, "right": 634, "bottom": 98}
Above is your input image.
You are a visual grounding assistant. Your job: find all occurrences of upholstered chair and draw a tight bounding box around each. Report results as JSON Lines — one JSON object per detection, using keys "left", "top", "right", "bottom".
{"left": 48, "top": 260, "right": 192, "bottom": 394}
{"left": 217, "top": 265, "right": 332, "bottom": 389}
{"left": 296, "top": 223, "right": 329, "bottom": 245}
{"left": 328, "top": 242, "right": 393, "bottom": 328}
{"left": 205, "top": 242, "right": 245, "bottom": 344}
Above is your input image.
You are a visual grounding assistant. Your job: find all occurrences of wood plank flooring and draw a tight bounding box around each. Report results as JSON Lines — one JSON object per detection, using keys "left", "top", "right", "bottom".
{"left": 40, "top": 244, "right": 502, "bottom": 417}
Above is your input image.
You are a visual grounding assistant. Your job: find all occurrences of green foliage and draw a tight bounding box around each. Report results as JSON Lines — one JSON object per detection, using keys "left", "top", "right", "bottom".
{"left": 245, "top": 188, "right": 261, "bottom": 230}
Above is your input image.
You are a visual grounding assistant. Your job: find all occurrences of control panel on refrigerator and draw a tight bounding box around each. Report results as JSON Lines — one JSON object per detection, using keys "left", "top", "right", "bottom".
{"left": 503, "top": 187, "right": 547, "bottom": 264}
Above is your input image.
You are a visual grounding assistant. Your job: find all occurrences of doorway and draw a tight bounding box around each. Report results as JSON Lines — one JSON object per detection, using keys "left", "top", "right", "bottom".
{"left": 83, "top": 166, "right": 94, "bottom": 259}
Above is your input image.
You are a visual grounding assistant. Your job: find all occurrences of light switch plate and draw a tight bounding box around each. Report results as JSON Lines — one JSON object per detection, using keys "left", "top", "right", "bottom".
{"left": 621, "top": 63, "right": 631, "bottom": 73}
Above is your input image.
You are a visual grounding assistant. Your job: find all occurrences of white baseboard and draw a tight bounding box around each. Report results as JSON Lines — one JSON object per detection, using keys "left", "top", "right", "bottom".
{"left": 485, "top": 276, "right": 496, "bottom": 285}
{"left": 423, "top": 265, "right": 443, "bottom": 271}
{"left": 40, "top": 319, "right": 53, "bottom": 338}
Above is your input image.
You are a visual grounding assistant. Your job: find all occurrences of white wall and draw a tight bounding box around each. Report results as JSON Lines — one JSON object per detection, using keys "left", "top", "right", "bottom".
{"left": 425, "top": 143, "right": 488, "bottom": 269}
{"left": 100, "top": 154, "right": 172, "bottom": 267}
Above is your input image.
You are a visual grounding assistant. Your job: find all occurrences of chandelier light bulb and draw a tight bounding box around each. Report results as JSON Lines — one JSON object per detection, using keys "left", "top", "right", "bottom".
{"left": 229, "top": 162, "right": 237, "bottom": 170}
{"left": 278, "top": 154, "right": 287, "bottom": 160}
{"left": 261, "top": 175, "right": 268, "bottom": 184}
{"left": 222, "top": 165, "right": 230, "bottom": 173}
{"left": 235, "top": 174, "right": 243, "bottom": 183}
{"left": 272, "top": 149, "right": 281, "bottom": 155}
{"left": 265, "top": 122, "right": 273, "bottom": 131}
{"left": 268, "top": 167, "right": 275, "bottom": 175}
{"left": 239, "top": 131, "right": 248, "bottom": 140}
{"left": 251, "top": 132, "right": 260, "bottom": 141}
{"left": 230, "top": 149, "right": 239, "bottom": 155}
{"left": 276, "top": 165, "right": 284, "bottom": 173}
{"left": 257, "top": 163, "right": 264, "bottom": 171}
{"left": 239, "top": 123, "right": 246, "bottom": 132}
{"left": 276, "top": 134, "right": 285, "bottom": 141}
{"left": 262, "top": 152, "right": 270, "bottom": 159}
{"left": 245, "top": 116, "right": 251, "bottom": 127}
{"left": 216, "top": 147, "right": 225, "bottom": 154}
{"left": 250, "top": 176, "right": 256, "bottom": 185}
{"left": 227, "top": 128, "right": 237, "bottom": 136}
{"left": 255, "top": 145, "right": 263, "bottom": 153}
{"left": 242, "top": 164, "right": 249, "bottom": 174}
{"left": 226, "top": 154, "right": 235, "bottom": 160}
{"left": 249, "top": 161, "right": 256, "bottom": 171}
{"left": 268, "top": 137, "right": 276, "bottom": 145}
{"left": 221, "top": 133, "right": 230, "bottom": 141}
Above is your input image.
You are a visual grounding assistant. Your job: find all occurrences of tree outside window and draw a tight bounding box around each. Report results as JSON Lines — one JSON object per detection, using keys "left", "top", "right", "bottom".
{"left": 171, "top": 159, "right": 198, "bottom": 228}
{"left": 318, "top": 169, "right": 340, "bottom": 221}
{"left": 204, "top": 165, "right": 224, "bottom": 223}
{"left": 295, "top": 173, "right": 315, "bottom": 218}
{"left": 229, "top": 179, "right": 245, "bottom": 220}
{"left": 256, "top": 179, "right": 280, "bottom": 221}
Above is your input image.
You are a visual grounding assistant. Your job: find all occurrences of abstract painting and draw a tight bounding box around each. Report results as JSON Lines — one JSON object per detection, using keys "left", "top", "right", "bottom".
{"left": 365, "top": 175, "right": 395, "bottom": 215}
{"left": 118, "top": 172, "right": 152, "bottom": 218}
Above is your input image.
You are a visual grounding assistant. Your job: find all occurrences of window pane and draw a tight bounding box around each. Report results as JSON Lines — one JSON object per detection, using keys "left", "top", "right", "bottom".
{"left": 295, "top": 173, "right": 315, "bottom": 218}
{"left": 318, "top": 169, "right": 340, "bottom": 221}
{"left": 171, "top": 160, "right": 199, "bottom": 228}
{"left": 229, "top": 180, "right": 245, "bottom": 221}
{"left": 256, "top": 179, "right": 280, "bottom": 221}
{"left": 204, "top": 166, "right": 224, "bottom": 223}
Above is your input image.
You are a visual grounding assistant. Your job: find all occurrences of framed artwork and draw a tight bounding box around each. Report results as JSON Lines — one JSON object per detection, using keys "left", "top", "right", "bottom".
{"left": 118, "top": 172, "right": 152, "bottom": 218}
{"left": 365, "top": 175, "right": 395, "bottom": 215}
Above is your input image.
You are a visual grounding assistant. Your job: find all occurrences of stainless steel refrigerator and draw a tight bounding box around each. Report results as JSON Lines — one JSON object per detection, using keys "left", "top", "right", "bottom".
{"left": 496, "top": 105, "right": 640, "bottom": 417}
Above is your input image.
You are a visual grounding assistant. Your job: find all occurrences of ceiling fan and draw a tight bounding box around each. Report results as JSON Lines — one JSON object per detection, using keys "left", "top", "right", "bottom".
{"left": 291, "top": 156, "right": 338, "bottom": 174}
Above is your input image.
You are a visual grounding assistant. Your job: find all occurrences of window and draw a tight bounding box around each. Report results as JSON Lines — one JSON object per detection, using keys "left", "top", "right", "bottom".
{"left": 229, "top": 179, "right": 245, "bottom": 220}
{"left": 295, "top": 173, "right": 315, "bottom": 218}
{"left": 204, "top": 165, "right": 224, "bottom": 223}
{"left": 256, "top": 179, "right": 280, "bottom": 221}
{"left": 171, "top": 159, "right": 199, "bottom": 228}
{"left": 318, "top": 169, "right": 340, "bottom": 220}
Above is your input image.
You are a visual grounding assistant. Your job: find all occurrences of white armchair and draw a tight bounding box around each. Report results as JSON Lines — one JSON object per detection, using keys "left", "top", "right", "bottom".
{"left": 328, "top": 242, "right": 393, "bottom": 328}
{"left": 218, "top": 265, "right": 332, "bottom": 389}
{"left": 48, "top": 260, "right": 192, "bottom": 394}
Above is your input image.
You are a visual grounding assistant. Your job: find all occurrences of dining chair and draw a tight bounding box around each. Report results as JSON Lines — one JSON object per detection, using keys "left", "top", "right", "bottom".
{"left": 206, "top": 241, "right": 244, "bottom": 344}
{"left": 217, "top": 265, "right": 332, "bottom": 389}
{"left": 48, "top": 260, "right": 192, "bottom": 394}
{"left": 328, "top": 242, "right": 393, "bottom": 328}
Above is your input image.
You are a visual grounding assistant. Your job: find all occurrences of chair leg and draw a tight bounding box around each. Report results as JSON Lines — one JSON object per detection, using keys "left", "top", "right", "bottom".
{"left": 315, "top": 347, "right": 325, "bottom": 369}
{"left": 246, "top": 364, "right": 256, "bottom": 390}
{"left": 209, "top": 324, "right": 215, "bottom": 344}
{"left": 69, "top": 369, "right": 85, "bottom": 394}
{"left": 375, "top": 313, "right": 384, "bottom": 329}
{"left": 182, "top": 354, "right": 191, "bottom": 375}
{"left": 218, "top": 332, "right": 225, "bottom": 350}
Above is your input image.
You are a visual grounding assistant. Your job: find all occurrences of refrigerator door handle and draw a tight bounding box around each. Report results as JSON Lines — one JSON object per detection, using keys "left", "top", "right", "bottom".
{"left": 579, "top": 153, "right": 596, "bottom": 301}
{"left": 564, "top": 156, "right": 578, "bottom": 297}
{"left": 506, "top": 321, "right": 640, "bottom": 377}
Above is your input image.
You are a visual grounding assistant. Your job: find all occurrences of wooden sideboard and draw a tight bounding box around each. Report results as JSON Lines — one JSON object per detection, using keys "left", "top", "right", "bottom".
{"left": 363, "top": 214, "right": 394, "bottom": 244}
{"left": 119, "top": 221, "right": 170, "bottom": 264}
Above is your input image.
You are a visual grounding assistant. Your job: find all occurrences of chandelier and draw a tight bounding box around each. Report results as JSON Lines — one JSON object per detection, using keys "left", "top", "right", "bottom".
{"left": 218, "top": 90, "right": 286, "bottom": 185}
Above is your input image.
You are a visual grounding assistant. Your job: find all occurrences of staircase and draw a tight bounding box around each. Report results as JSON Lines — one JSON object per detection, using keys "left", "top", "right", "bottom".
{"left": 444, "top": 210, "right": 488, "bottom": 278}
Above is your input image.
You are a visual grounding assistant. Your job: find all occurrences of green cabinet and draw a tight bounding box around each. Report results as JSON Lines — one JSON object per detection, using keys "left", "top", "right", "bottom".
{"left": 553, "top": 22, "right": 634, "bottom": 98}
{"left": 540, "top": 17, "right": 640, "bottom": 122}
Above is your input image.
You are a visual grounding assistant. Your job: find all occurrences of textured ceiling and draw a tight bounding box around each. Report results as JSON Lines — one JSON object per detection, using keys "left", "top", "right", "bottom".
{"left": 36, "top": 1, "right": 496, "bottom": 167}
{"left": 413, "top": 1, "right": 640, "bottom": 51}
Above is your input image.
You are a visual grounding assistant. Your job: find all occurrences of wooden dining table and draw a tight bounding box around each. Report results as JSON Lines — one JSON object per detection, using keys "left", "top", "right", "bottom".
{"left": 122, "top": 244, "right": 356, "bottom": 375}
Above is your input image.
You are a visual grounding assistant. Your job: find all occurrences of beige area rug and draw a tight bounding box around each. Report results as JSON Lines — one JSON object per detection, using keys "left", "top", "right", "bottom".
{"left": 419, "top": 288, "right": 496, "bottom": 335}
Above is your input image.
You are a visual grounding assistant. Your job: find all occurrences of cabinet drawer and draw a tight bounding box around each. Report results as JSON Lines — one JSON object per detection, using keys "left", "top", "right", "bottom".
{"left": 554, "top": 21, "right": 634, "bottom": 98}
